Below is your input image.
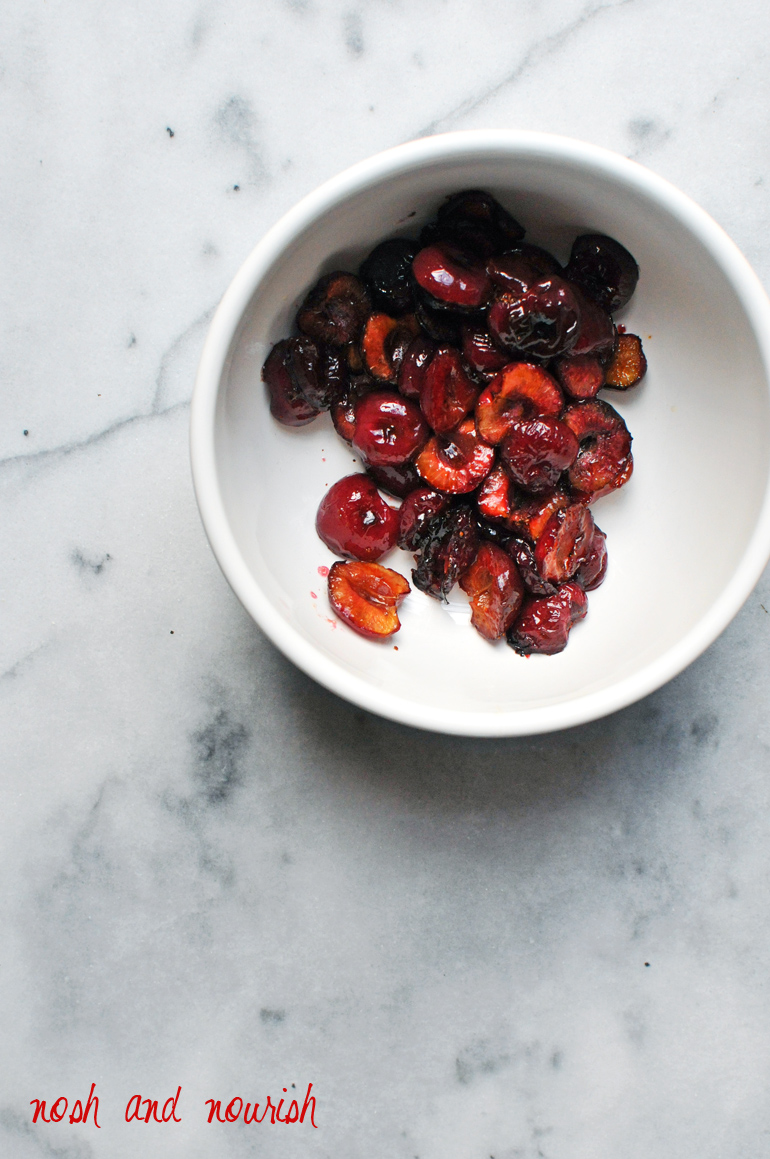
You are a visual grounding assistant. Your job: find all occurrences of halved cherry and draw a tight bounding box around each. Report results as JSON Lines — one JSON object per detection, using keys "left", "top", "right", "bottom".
{"left": 412, "top": 242, "right": 492, "bottom": 310}
{"left": 475, "top": 362, "right": 563, "bottom": 445}
{"left": 563, "top": 399, "right": 633, "bottom": 499}
{"left": 398, "top": 336, "right": 435, "bottom": 399}
{"left": 352, "top": 391, "right": 429, "bottom": 467}
{"left": 262, "top": 337, "right": 323, "bottom": 426}
{"left": 412, "top": 504, "right": 480, "bottom": 601}
{"left": 508, "top": 537, "right": 557, "bottom": 596}
{"left": 575, "top": 525, "right": 608, "bottom": 591}
{"left": 366, "top": 459, "right": 421, "bottom": 499}
{"left": 565, "top": 233, "right": 639, "bottom": 313}
{"left": 331, "top": 374, "right": 377, "bottom": 443}
{"left": 508, "top": 487, "right": 571, "bottom": 542}
{"left": 415, "top": 417, "right": 495, "bottom": 494}
{"left": 534, "top": 505, "right": 595, "bottom": 584}
{"left": 398, "top": 487, "right": 450, "bottom": 550}
{"left": 604, "top": 333, "right": 647, "bottom": 389}
{"left": 554, "top": 354, "right": 605, "bottom": 400}
{"left": 297, "top": 271, "right": 371, "bottom": 347}
{"left": 569, "top": 285, "right": 615, "bottom": 358}
{"left": 477, "top": 463, "right": 515, "bottom": 523}
{"left": 361, "top": 312, "right": 419, "bottom": 382}
{"left": 316, "top": 474, "right": 399, "bottom": 562}
{"left": 420, "top": 347, "right": 479, "bottom": 434}
{"left": 459, "top": 542, "right": 525, "bottom": 640}
{"left": 507, "top": 582, "right": 588, "bottom": 655}
{"left": 500, "top": 416, "right": 579, "bottom": 494}
{"left": 328, "top": 560, "right": 410, "bottom": 640}
{"left": 487, "top": 275, "right": 581, "bottom": 359}
{"left": 461, "top": 324, "right": 509, "bottom": 377}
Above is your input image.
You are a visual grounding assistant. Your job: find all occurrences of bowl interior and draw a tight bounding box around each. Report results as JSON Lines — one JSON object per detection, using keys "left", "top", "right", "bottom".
{"left": 210, "top": 142, "right": 770, "bottom": 731}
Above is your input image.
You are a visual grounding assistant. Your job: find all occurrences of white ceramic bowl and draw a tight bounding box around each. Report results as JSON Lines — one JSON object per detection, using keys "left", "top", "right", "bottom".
{"left": 191, "top": 130, "right": 770, "bottom": 736}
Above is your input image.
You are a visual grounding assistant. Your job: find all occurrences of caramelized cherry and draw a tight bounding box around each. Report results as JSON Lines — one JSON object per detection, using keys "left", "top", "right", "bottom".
{"left": 352, "top": 391, "right": 429, "bottom": 467}
{"left": 500, "top": 417, "right": 579, "bottom": 494}
{"left": 563, "top": 399, "right": 633, "bottom": 499}
{"left": 507, "top": 582, "right": 587, "bottom": 655}
{"left": 554, "top": 354, "right": 605, "bottom": 400}
{"left": 366, "top": 459, "right": 421, "bottom": 499}
{"left": 415, "top": 417, "right": 495, "bottom": 494}
{"left": 604, "top": 333, "right": 647, "bottom": 389}
{"left": 297, "top": 272, "right": 370, "bottom": 347}
{"left": 331, "top": 373, "right": 377, "bottom": 443}
{"left": 488, "top": 276, "right": 581, "bottom": 359}
{"left": 328, "top": 560, "right": 410, "bottom": 639}
{"left": 477, "top": 464, "right": 515, "bottom": 523}
{"left": 509, "top": 537, "right": 557, "bottom": 596}
{"left": 361, "top": 313, "right": 418, "bottom": 381}
{"left": 316, "top": 474, "right": 399, "bottom": 562}
{"left": 399, "top": 336, "right": 435, "bottom": 399}
{"left": 412, "top": 504, "right": 479, "bottom": 601}
{"left": 475, "top": 362, "right": 563, "bottom": 445}
{"left": 412, "top": 243, "right": 492, "bottom": 311}
{"left": 262, "top": 337, "right": 323, "bottom": 426}
{"left": 566, "top": 233, "right": 639, "bottom": 313}
{"left": 534, "top": 505, "right": 595, "bottom": 584}
{"left": 459, "top": 542, "right": 525, "bottom": 640}
{"left": 359, "top": 238, "right": 417, "bottom": 315}
{"left": 575, "top": 525, "right": 608, "bottom": 591}
{"left": 461, "top": 324, "right": 509, "bottom": 377}
{"left": 397, "top": 487, "right": 450, "bottom": 550}
{"left": 420, "top": 346, "right": 479, "bottom": 434}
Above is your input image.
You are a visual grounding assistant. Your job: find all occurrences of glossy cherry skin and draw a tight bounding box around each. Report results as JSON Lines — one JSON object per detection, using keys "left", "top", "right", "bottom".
{"left": 507, "top": 582, "right": 587, "bottom": 655}
{"left": 569, "top": 285, "right": 615, "bottom": 358}
{"left": 331, "top": 373, "right": 377, "bottom": 443}
{"left": 565, "top": 233, "right": 639, "bottom": 313}
{"left": 328, "top": 561, "right": 410, "bottom": 639}
{"left": 475, "top": 362, "right": 563, "bottom": 445}
{"left": 508, "top": 536, "right": 557, "bottom": 596}
{"left": 262, "top": 337, "right": 323, "bottom": 426}
{"left": 397, "top": 487, "right": 450, "bottom": 550}
{"left": 476, "top": 464, "right": 515, "bottom": 524}
{"left": 398, "top": 336, "right": 435, "bottom": 399}
{"left": 365, "top": 459, "right": 422, "bottom": 499}
{"left": 316, "top": 474, "right": 399, "bottom": 562}
{"left": 488, "top": 275, "right": 581, "bottom": 359}
{"left": 459, "top": 542, "right": 525, "bottom": 640}
{"left": 575, "top": 525, "right": 608, "bottom": 591}
{"left": 461, "top": 324, "right": 509, "bottom": 377}
{"left": 359, "top": 238, "right": 417, "bottom": 315}
{"left": 412, "top": 243, "right": 492, "bottom": 310}
{"left": 534, "top": 505, "right": 595, "bottom": 584}
{"left": 352, "top": 390, "right": 429, "bottom": 467}
{"left": 500, "top": 417, "right": 579, "bottom": 494}
{"left": 420, "top": 346, "right": 479, "bottom": 434}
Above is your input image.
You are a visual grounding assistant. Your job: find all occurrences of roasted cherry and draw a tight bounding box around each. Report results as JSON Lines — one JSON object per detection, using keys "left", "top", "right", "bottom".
{"left": 534, "top": 505, "right": 595, "bottom": 584}
{"left": 331, "top": 373, "right": 377, "bottom": 443}
{"left": 415, "top": 417, "right": 495, "bottom": 494}
{"left": 604, "top": 333, "right": 647, "bottom": 389}
{"left": 297, "top": 271, "right": 371, "bottom": 347}
{"left": 359, "top": 238, "right": 417, "bottom": 315}
{"left": 397, "top": 487, "right": 450, "bottom": 550}
{"left": 328, "top": 560, "right": 410, "bottom": 639}
{"left": 500, "top": 417, "right": 579, "bottom": 494}
{"left": 361, "top": 313, "right": 418, "bottom": 381}
{"left": 554, "top": 354, "right": 605, "bottom": 400}
{"left": 507, "top": 582, "right": 587, "bottom": 655}
{"left": 569, "top": 286, "right": 615, "bottom": 358}
{"left": 398, "top": 336, "right": 435, "bottom": 399}
{"left": 563, "top": 398, "right": 633, "bottom": 499}
{"left": 509, "top": 537, "right": 557, "bottom": 596}
{"left": 488, "top": 276, "right": 581, "bottom": 359}
{"left": 477, "top": 464, "right": 515, "bottom": 523}
{"left": 436, "top": 189, "right": 525, "bottom": 249}
{"left": 412, "top": 243, "right": 492, "bottom": 311}
{"left": 413, "top": 292, "right": 462, "bottom": 345}
{"left": 316, "top": 474, "right": 399, "bottom": 562}
{"left": 461, "top": 324, "right": 509, "bottom": 377}
{"left": 475, "top": 362, "right": 563, "bottom": 445}
{"left": 352, "top": 390, "right": 429, "bottom": 467}
{"left": 575, "top": 524, "right": 608, "bottom": 591}
{"left": 262, "top": 337, "right": 323, "bottom": 426}
{"left": 566, "top": 233, "right": 639, "bottom": 313}
{"left": 420, "top": 346, "right": 479, "bottom": 434}
{"left": 508, "top": 487, "right": 571, "bottom": 542}
{"left": 412, "top": 504, "right": 480, "bottom": 601}
{"left": 366, "top": 459, "right": 421, "bottom": 499}
{"left": 459, "top": 542, "right": 525, "bottom": 640}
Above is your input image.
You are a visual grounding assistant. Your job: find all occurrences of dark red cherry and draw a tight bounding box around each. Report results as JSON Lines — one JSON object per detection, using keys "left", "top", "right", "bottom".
{"left": 566, "top": 233, "right": 639, "bottom": 313}
{"left": 475, "top": 362, "right": 563, "bottom": 445}
{"left": 507, "top": 582, "right": 587, "bottom": 655}
{"left": 461, "top": 324, "right": 509, "bottom": 377}
{"left": 508, "top": 487, "right": 572, "bottom": 543}
{"left": 397, "top": 487, "right": 450, "bottom": 550}
{"left": 413, "top": 292, "right": 462, "bottom": 344}
{"left": 262, "top": 337, "right": 323, "bottom": 426}
{"left": 412, "top": 243, "right": 492, "bottom": 311}
{"left": 534, "top": 505, "right": 595, "bottom": 584}
{"left": 554, "top": 354, "right": 605, "bottom": 400}
{"left": 415, "top": 418, "right": 495, "bottom": 494}
{"left": 331, "top": 373, "right": 377, "bottom": 443}
{"left": 508, "top": 537, "right": 557, "bottom": 597}
{"left": 361, "top": 313, "right": 418, "bottom": 382}
{"left": 420, "top": 347, "right": 479, "bottom": 434}
{"left": 488, "top": 275, "right": 581, "bottom": 359}
{"left": 359, "top": 238, "right": 417, "bottom": 315}
{"left": 459, "top": 542, "right": 525, "bottom": 640}
{"left": 352, "top": 390, "right": 429, "bottom": 467}
{"left": 476, "top": 464, "right": 515, "bottom": 524}
{"left": 398, "top": 336, "right": 436, "bottom": 399}
{"left": 575, "top": 525, "right": 608, "bottom": 591}
{"left": 297, "top": 271, "right": 371, "bottom": 347}
{"left": 563, "top": 399, "right": 633, "bottom": 500}
{"left": 412, "top": 504, "right": 480, "bottom": 601}
{"left": 436, "top": 189, "right": 525, "bottom": 248}
{"left": 500, "top": 417, "right": 579, "bottom": 494}
{"left": 366, "top": 459, "right": 421, "bottom": 499}
{"left": 316, "top": 474, "right": 399, "bottom": 562}
{"left": 569, "top": 285, "right": 615, "bottom": 358}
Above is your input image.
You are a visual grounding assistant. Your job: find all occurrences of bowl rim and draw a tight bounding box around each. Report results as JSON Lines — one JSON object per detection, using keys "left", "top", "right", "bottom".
{"left": 190, "top": 129, "right": 770, "bottom": 737}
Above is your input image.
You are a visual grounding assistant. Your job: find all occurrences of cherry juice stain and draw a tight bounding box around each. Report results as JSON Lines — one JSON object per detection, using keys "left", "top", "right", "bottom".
{"left": 310, "top": 591, "right": 317, "bottom": 599}
{"left": 317, "top": 565, "right": 329, "bottom": 577}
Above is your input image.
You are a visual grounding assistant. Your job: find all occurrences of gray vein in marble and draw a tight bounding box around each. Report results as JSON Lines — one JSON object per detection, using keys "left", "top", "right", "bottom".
{"left": 416, "top": 0, "right": 635, "bottom": 137}
{"left": 0, "top": 1107, "right": 93, "bottom": 1159}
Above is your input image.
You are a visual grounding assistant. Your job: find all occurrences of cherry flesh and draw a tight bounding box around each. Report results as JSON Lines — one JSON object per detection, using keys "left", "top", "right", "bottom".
{"left": 475, "top": 362, "right": 563, "bottom": 445}
{"left": 459, "top": 542, "right": 525, "bottom": 640}
{"left": 328, "top": 560, "right": 410, "bottom": 639}
{"left": 604, "top": 333, "right": 647, "bottom": 389}
{"left": 415, "top": 417, "right": 495, "bottom": 494}
{"left": 534, "top": 504, "right": 595, "bottom": 584}
{"left": 412, "top": 504, "right": 480, "bottom": 601}
{"left": 500, "top": 416, "right": 579, "bottom": 494}
{"left": 352, "top": 390, "right": 429, "bottom": 467}
{"left": 554, "top": 354, "right": 605, "bottom": 400}
{"left": 507, "top": 582, "right": 587, "bottom": 655}
{"left": 297, "top": 271, "right": 371, "bottom": 347}
{"left": 361, "top": 312, "right": 417, "bottom": 381}
{"left": 420, "top": 346, "right": 479, "bottom": 434}
{"left": 563, "top": 399, "right": 633, "bottom": 499}
{"left": 397, "top": 487, "right": 450, "bottom": 551}
{"left": 575, "top": 525, "right": 608, "bottom": 591}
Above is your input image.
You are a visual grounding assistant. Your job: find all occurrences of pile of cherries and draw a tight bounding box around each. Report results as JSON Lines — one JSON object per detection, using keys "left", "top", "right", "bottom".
{"left": 262, "top": 190, "right": 646, "bottom": 654}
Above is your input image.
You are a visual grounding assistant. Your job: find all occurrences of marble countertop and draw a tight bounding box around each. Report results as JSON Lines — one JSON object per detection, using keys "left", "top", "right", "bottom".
{"left": 3, "top": 2, "right": 770, "bottom": 1156}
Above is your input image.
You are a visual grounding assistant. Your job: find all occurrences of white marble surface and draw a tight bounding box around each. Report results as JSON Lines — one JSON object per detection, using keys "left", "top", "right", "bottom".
{"left": 3, "top": 1, "right": 770, "bottom": 1155}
